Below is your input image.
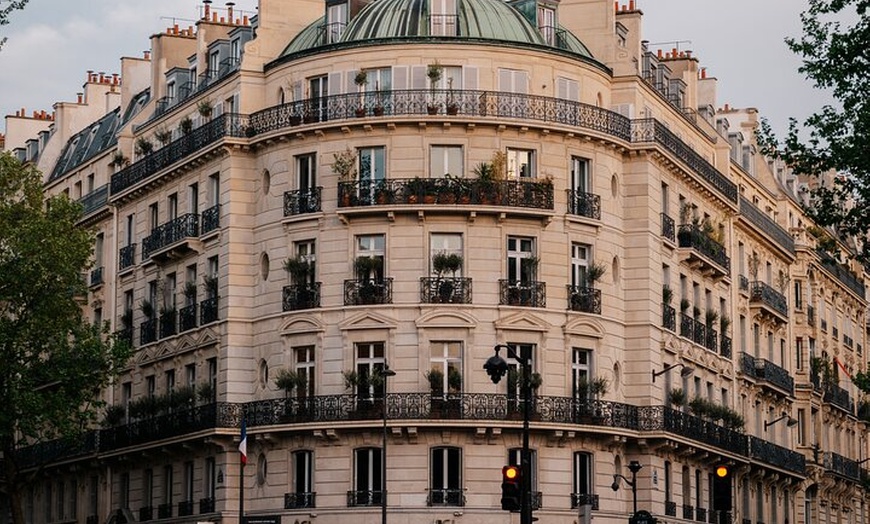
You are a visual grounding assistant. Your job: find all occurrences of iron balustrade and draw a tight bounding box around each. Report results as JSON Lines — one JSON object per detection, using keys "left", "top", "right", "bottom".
{"left": 692, "top": 318, "right": 707, "bottom": 347}
{"left": 344, "top": 278, "right": 393, "bottom": 305}
{"left": 199, "top": 497, "right": 215, "bottom": 514}
{"left": 708, "top": 510, "right": 732, "bottom": 524}
{"left": 427, "top": 489, "right": 466, "bottom": 506}
{"left": 823, "top": 451, "right": 860, "bottom": 481}
{"left": 201, "top": 203, "right": 221, "bottom": 234}
{"left": 119, "top": 244, "right": 136, "bottom": 271}
{"left": 159, "top": 310, "right": 177, "bottom": 338}
{"left": 738, "top": 275, "right": 749, "bottom": 292}
{"left": 142, "top": 213, "right": 200, "bottom": 259}
{"left": 111, "top": 113, "right": 250, "bottom": 195}
{"left": 158, "top": 503, "right": 172, "bottom": 519}
{"left": 420, "top": 277, "right": 473, "bottom": 304}
{"left": 639, "top": 405, "right": 748, "bottom": 457}
{"left": 284, "top": 187, "right": 323, "bottom": 216}
{"left": 696, "top": 507, "right": 707, "bottom": 522}
{"left": 89, "top": 266, "right": 104, "bottom": 287}
{"left": 567, "top": 189, "right": 601, "bottom": 219}
{"left": 117, "top": 328, "right": 133, "bottom": 348}
{"left": 179, "top": 304, "right": 197, "bottom": 332}
{"left": 337, "top": 177, "right": 554, "bottom": 211}
{"left": 705, "top": 329, "right": 718, "bottom": 353}
{"left": 660, "top": 212, "right": 675, "bottom": 242}
{"left": 282, "top": 283, "right": 322, "bottom": 310}
{"left": 665, "top": 501, "right": 677, "bottom": 517}
{"left": 347, "top": 490, "right": 383, "bottom": 507}
{"left": 748, "top": 436, "right": 806, "bottom": 475}
{"left": 284, "top": 492, "right": 316, "bottom": 509}
{"left": 720, "top": 335, "right": 733, "bottom": 359}
{"left": 677, "top": 224, "right": 731, "bottom": 273}
{"left": 740, "top": 353, "right": 794, "bottom": 395}
{"left": 140, "top": 319, "right": 157, "bottom": 345}
{"left": 749, "top": 281, "right": 788, "bottom": 318}
{"left": 567, "top": 285, "right": 601, "bottom": 314}
{"left": 15, "top": 431, "right": 99, "bottom": 469}
{"left": 570, "top": 493, "right": 599, "bottom": 510}
{"left": 138, "top": 506, "right": 152, "bottom": 521}
{"left": 500, "top": 280, "right": 546, "bottom": 307}
{"left": 680, "top": 313, "right": 694, "bottom": 339}
{"left": 683, "top": 505, "right": 695, "bottom": 520}
{"left": 739, "top": 197, "right": 795, "bottom": 254}
{"left": 817, "top": 249, "right": 866, "bottom": 297}
{"left": 200, "top": 296, "right": 219, "bottom": 324}
{"left": 662, "top": 304, "right": 676, "bottom": 331}
{"left": 178, "top": 500, "right": 193, "bottom": 517}
{"left": 78, "top": 184, "right": 109, "bottom": 217}
{"left": 823, "top": 384, "right": 854, "bottom": 414}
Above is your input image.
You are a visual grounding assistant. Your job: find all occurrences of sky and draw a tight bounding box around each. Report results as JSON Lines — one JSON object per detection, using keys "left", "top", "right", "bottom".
{"left": 0, "top": 0, "right": 845, "bottom": 139}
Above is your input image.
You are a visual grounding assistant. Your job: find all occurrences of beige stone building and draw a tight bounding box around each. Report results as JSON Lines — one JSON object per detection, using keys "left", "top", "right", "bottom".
{"left": 3, "top": 1, "right": 869, "bottom": 523}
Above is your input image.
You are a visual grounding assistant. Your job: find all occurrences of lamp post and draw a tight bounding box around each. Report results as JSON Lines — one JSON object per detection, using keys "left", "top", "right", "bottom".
{"left": 379, "top": 365, "right": 396, "bottom": 524}
{"left": 484, "top": 344, "right": 533, "bottom": 524}
{"left": 611, "top": 460, "right": 642, "bottom": 516}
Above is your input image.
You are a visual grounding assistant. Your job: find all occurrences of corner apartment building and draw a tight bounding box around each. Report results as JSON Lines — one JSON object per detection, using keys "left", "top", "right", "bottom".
{"left": 3, "top": 1, "right": 869, "bottom": 523}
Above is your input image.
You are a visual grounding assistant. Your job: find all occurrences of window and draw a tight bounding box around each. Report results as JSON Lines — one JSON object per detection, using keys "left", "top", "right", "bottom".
{"left": 183, "top": 461, "right": 194, "bottom": 503}
{"left": 297, "top": 153, "right": 317, "bottom": 192}
{"left": 207, "top": 256, "right": 219, "bottom": 298}
{"left": 185, "top": 363, "right": 196, "bottom": 387}
{"left": 571, "top": 243, "right": 591, "bottom": 288}
{"left": 430, "top": 447, "right": 462, "bottom": 505}
{"left": 189, "top": 183, "right": 199, "bottom": 214}
{"left": 94, "top": 233, "right": 104, "bottom": 269}
{"left": 167, "top": 81, "right": 176, "bottom": 101}
{"left": 208, "top": 173, "right": 220, "bottom": 206}
{"left": 294, "top": 240, "right": 317, "bottom": 285}
{"left": 230, "top": 38, "right": 240, "bottom": 60}
{"left": 498, "top": 68, "right": 529, "bottom": 94}
{"left": 364, "top": 68, "right": 391, "bottom": 93}
{"left": 149, "top": 202, "right": 159, "bottom": 231}
{"left": 755, "top": 481, "right": 764, "bottom": 524}
{"left": 89, "top": 476, "right": 99, "bottom": 519}
{"left": 681, "top": 466, "right": 691, "bottom": 508}
{"left": 207, "top": 358, "right": 217, "bottom": 392}
{"left": 429, "top": 341, "right": 462, "bottom": 393}
{"left": 571, "top": 348, "right": 592, "bottom": 398}
{"left": 352, "top": 447, "right": 383, "bottom": 506}
{"left": 571, "top": 156, "right": 590, "bottom": 194}
{"left": 294, "top": 345, "right": 316, "bottom": 397}
{"left": 204, "top": 457, "right": 216, "bottom": 500}
{"left": 144, "top": 469, "right": 154, "bottom": 508}
{"left": 165, "top": 369, "right": 176, "bottom": 393}
{"left": 126, "top": 214, "right": 134, "bottom": 246}
{"left": 537, "top": 5, "right": 556, "bottom": 44}
{"left": 797, "top": 409, "right": 806, "bottom": 445}
{"left": 326, "top": 2, "right": 348, "bottom": 43}
{"left": 146, "top": 375, "right": 156, "bottom": 397}
{"left": 505, "top": 343, "right": 536, "bottom": 400}
{"left": 430, "top": 0, "right": 457, "bottom": 36}
{"left": 572, "top": 452, "right": 593, "bottom": 506}
{"left": 120, "top": 472, "right": 130, "bottom": 509}
{"left": 292, "top": 450, "right": 315, "bottom": 507}
{"left": 308, "top": 75, "right": 329, "bottom": 120}
{"left": 695, "top": 469, "right": 702, "bottom": 508}
{"left": 430, "top": 145, "right": 463, "bottom": 178}
{"left": 186, "top": 264, "right": 197, "bottom": 307}
{"left": 355, "top": 235, "right": 385, "bottom": 281}
{"left": 56, "top": 480, "right": 64, "bottom": 520}
{"left": 506, "top": 148, "right": 535, "bottom": 179}
{"left": 794, "top": 280, "right": 803, "bottom": 309}
{"left": 358, "top": 147, "right": 386, "bottom": 204}
{"left": 507, "top": 236, "right": 536, "bottom": 283}
{"left": 355, "top": 342, "right": 386, "bottom": 399}
{"left": 556, "top": 76, "right": 580, "bottom": 101}
{"left": 168, "top": 193, "right": 178, "bottom": 221}
{"left": 165, "top": 272, "right": 177, "bottom": 310}
{"left": 430, "top": 233, "right": 463, "bottom": 276}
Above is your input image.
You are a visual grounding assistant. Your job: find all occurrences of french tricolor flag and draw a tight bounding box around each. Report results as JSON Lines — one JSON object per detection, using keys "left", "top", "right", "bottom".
{"left": 239, "top": 417, "right": 248, "bottom": 465}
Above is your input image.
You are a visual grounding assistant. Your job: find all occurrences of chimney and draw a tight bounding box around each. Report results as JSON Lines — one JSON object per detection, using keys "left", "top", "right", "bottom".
{"left": 226, "top": 2, "right": 234, "bottom": 22}
{"left": 700, "top": 68, "right": 707, "bottom": 79}
{"left": 203, "top": 0, "right": 212, "bottom": 20}
{"left": 629, "top": 0, "right": 635, "bottom": 10}
{"left": 144, "top": 50, "right": 151, "bottom": 60}
{"left": 77, "top": 93, "right": 83, "bottom": 103}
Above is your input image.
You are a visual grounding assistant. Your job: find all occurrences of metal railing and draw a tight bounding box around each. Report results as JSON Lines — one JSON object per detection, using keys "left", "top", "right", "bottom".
{"left": 201, "top": 203, "right": 221, "bottom": 234}
{"left": 159, "top": 310, "right": 177, "bottom": 339}
{"left": 282, "top": 283, "right": 322, "bottom": 310}
{"left": 640, "top": 405, "right": 747, "bottom": 456}
{"left": 823, "top": 384, "right": 854, "bottom": 414}
{"left": 142, "top": 213, "right": 199, "bottom": 259}
{"left": 499, "top": 280, "right": 546, "bottom": 307}
{"left": 119, "top": 244, "right": 136, "bottom": 271}
{"left": 89, "top": 266, "right": 104, "bottom": 287}
{"left": 738, "top": 275, "right": 749, "bottom": 292}
{"left": 200, "top": 296, "right": 219, "bottom": 324}
{"left": 567, "top": 189, "right": 601, "bottom": 219}
{"left": 570, "top": 493, "right": 599, "bottom": 510}
{"left": 665, "top": 501, "right": 677, "bottom": 517}
{"left": 677, "top": 224, "right": 731, "bottom": 273}
{"left": 816, "top": 249, "right": 865, "bottom": 297}
{"left": 740, "top": 353, "right": 794, "bottom": 394}
{"left": 739, "top": 197, "right": 795, "bottom": 254}
{"left": 823, "top": 451, "right": 860, "bottom": 481}
{"left": 179, "top": 304, "right": 197, "bottom": 332}
{"left": 284, "top": 492, "right": 316, "bottom": 509}
{"left": 568, "top": 286, "right": 601, "bottom": 314}
{"left": 680, "top": 313, "right": 694, "bottom": 339}
{"left": 662, "top": 304, "right": 676, "bottom": 331}
{"left": 748, "top": 436, "right": 806, "bottom": 474}
{"left": 199, "top": 497, "right": 215, "bottom": 514}
{"left": 284, "top": 187, "right": 323, "bottom": 216}
{"left": 749, "top": 281, "right": 788, "bottom": 318}
{"left": 347, "top": 490, "right": 383, "bottom": 507}
{"left": 78, "top": 184, "right": 109, "bottom": 217}
{"left": 720, "top": 335, "right": 732, "bottom": 359}
{"left": 420, "top": 277, "right": 472, "bottom": 304}
{"left": 683, "top": 505, "right": 695, "bottom": 520}
{"left": 661, "top": 212, "right": 675, "bottom": 242}
{"left": 178, "top": 500, "right": 193, "bottom": 517}
{"left": 140, "top": 319, "right": 157, "bottom": 345}
{"left": 344, "top": 279, "right": 393, "bottom": 305}
{"left": 427, "top": 488, "right": 466, "bottom": 506}
{"left": 158, "top": 503, "right": 172, "bottom": 519}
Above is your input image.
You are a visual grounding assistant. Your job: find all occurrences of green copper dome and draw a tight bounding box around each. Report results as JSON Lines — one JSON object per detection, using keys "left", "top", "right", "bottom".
{"left": 281, "top": 0, "right": 592, "bottom": 58}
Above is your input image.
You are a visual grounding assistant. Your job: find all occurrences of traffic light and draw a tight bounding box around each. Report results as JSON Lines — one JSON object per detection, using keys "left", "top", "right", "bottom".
{"left": 501, "top": 465, "right": 522, "bottom": 512}
{"left": 712, "top": 465, "right": 732, "bottom": 513}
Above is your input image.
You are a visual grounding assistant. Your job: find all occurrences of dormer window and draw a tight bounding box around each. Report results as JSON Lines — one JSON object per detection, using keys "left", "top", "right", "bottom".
{"left": 537, "top": 5, "right": 556, "bottom": 45}
{"left": 431, "top": 0, "right": 457, "bottom": 36}
{"left": 326, "top": 2, "right": 348, "bottom": 43}
{"left": 167, "top": 81, "right": 176, "bottom": 101}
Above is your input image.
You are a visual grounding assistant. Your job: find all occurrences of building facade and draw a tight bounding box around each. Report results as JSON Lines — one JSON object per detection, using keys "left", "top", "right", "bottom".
{"left": 3, "top": 1, "right": 870, "bottom": 523}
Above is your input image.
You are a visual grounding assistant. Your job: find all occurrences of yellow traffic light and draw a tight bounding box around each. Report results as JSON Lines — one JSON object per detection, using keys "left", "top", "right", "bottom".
{"left": 716, "top": 466, "right": 728, "bottom": 478}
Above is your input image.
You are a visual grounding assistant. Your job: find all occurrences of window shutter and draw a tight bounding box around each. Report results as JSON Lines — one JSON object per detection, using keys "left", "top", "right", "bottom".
{"left": 346, "top": 70, "right": 359, "bottom": 93}
{"left": 328, "top": 72, "right": 342, "bottom": 95}
{"left": 410, "top": 65, "right": 426, "bottom": 90}
{"left": 463, "top": 66, "right": 478, "bottom": 90}
{"left": 392, "top": 65, "right": 409, "bottom": 90}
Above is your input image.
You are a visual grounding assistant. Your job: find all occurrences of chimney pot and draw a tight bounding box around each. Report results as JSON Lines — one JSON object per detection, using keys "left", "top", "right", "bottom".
{"left": 243, "top": 14, "right": 249, "bottom": 25}
{"left": 629, "top": 0, "right": 635, "bottom": 10}
{"left": 226, "top": 2, "right": 234, "bottom": 21}
{"left": 203, "top": 0, "right": 212, "bottom": 19}
{"left": 614, "top": 1, "right": 618, "bottom": 12}
{"left": 212, "top": 12, "right": 218, "bottom": 22}
{"left": 144, "top": 50, "right": 151, "bottom": 60}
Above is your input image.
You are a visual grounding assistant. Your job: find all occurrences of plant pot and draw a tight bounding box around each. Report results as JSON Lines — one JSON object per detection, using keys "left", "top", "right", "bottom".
{"left": 427, "top": 105, "right": 439, "bottom": 115}
{"left": 289, "top": 115, "right": 302, "bottom": 126}
{"left": 372, "top": 106, "right": 385, "bottom": 116}
{"left": 446, "top": 104, "right": 459, "bottom": 115}
{"left": 355, "top": 108, "right": 366, "bottom": 118}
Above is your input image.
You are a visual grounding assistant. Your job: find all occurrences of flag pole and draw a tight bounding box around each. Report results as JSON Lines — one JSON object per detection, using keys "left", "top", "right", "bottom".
{"left": 239, "top": 415, "right": 247, "bottom": 524}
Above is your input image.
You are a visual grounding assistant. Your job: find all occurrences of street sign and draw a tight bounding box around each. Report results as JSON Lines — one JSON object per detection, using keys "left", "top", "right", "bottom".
{"left": 244, "top": 516, "right": 282, "bottom": 524}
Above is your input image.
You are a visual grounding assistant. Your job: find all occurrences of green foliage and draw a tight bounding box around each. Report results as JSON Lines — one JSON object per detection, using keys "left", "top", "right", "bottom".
{"left": 332, "top": 148, "right": 357, "bottom": 182}
{"left": 284, "top": 255, "right": 313, "bottom": 283}
{"left": 586, "top": 261, "right": 607, "bottom": 284}
{"left": 275, "top": 368, "right": 307, "bottom": 396}
{"left": 0, "top": 152, "right": 130, "bottom": 521}
{"left": 757, "top": 0, "right": 870, "bottom": 260}
{"left": 662, "top": 285, "right": 673, "bottom": 305}
{"left": 432, "top": 252, "right": 462, "bottom": 276}
{"left": 425, "top": 368, "right": 444, "bottom": 392}
{"left": 668, "top": 387, "right": 686, "bottom": 407}
{"left": 0, "top": 0, "right": 29, "bottom": 51}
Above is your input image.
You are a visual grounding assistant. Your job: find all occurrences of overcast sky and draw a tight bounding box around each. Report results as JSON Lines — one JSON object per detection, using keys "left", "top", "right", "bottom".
{"left": 0, "top": 0, "right": 843, "bottom": 138}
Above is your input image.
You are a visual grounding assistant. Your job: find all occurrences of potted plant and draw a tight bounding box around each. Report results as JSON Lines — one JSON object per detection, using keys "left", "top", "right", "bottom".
{"left": 120, "top": 309, "right": 133, "bottom": 329}
{"left": 135, "top": 137, "right": 153, "bottom": 157}
{"left": 197, "top": 99, "right": 214, "bottom": 120}
{"left": 431, "top": 252, "right": 462, "bottom": 303}
{"left": 425, "top": 368, "right": 445, "bottom": 396}
{"left": 427, "top": 62, "right": 443, "bottom": 114}
{"left": 203, "top": 274, "right": 218, "bottom": 298}
{"left": 668, "top": 387, "right": 686, "bottom": 408}
{"left": 445, "top": 77, "right": 459, "bottom": 115}
{"left": 102, "top": 404, "right": 126, "bottom": 427}
{"left": 447, "top": 367, "right": 462, "bottom": 393}
{"left": 275, "top": 368, "right": 303, "bottom": 397}
{"left": 719, "top": 314, "right": 731, "bottom": 336}
{"left": 354, "top": 256, "right": 383, "bottom": 303}
{"left": 680, "top": 298, "right": 690, "bottom": 315}
{"left": 183, "top": 281, "right": 197, "bottom": 303}
{"left": 333, "top": 148, "right": 357, "bottom": 207}
{"left": 284, "top": 255, "right": 312, "bottom": 284}
{"left": 109, "top": 151, "right": 130, "bottom": 169}
{"left": 354, "top": 71, "right": 368, "bottom": 117}
{"left": 196, "top": 381, "right": 215, "bottom": 404}
{"left": 154, "top": 127, "right": 172, "bottom": 147}
{"left": 662, "top": 285, "right": 673, "bottom": 305}
{"left": 139, "top": 299, "right": 154, "bottom": 319}
{"left": 705, "top": 309, "right": 719, "bottom": 330}
{"left": 178, "top": 116, "right": 194, "bottom": 135}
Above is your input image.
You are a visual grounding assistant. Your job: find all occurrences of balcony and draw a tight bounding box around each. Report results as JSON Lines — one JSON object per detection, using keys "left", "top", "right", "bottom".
{"left": 282, "top": 283, "right": 322, "bottom": 310}
{"left": 660, "top": 212, "right": 675, "bottom": 242}
{"left": 499, "top": 280, "right": 546, "bottom": 307}
{"left": 720, "top": 335, "right": 732, "bottom": 359}
{"left": 420, "top": 277, "right": 472, "bottom": 304}
{"left": 201, "top": 203, "right": 220, "bottom": 235}
{"left": 749, "top": 281, "right": 788, "bottom": 324}
{"left": 427, "top": 488, "right": 466, "bottom": 506}
{"left": 680, "top": 313, "right": 695, "bottom": 340}
{"left": 159, "top": 310, "right": 177, "bottom": 339}
{"left": 570, "top": 493, "right": 599, "bottom": 510}
{"left": 140, "top": 319, "right": 157, "bottom": 345}
{"left": 119, "top": 244, "right": 136, "bottom": 271}
{"left": 740, "top": 353, "right": 794, "bottom": 395}
{"left": 344, "top": 278, "right": 393, "bottom": 305}
{"left": 284, "top": 492, "right": 316, "bottom": 509}
{"left": 639, "top": 406, "right": 748, "bottom": 457}
{"left": 117, "top": 327, "right": 133, "bottom": 348}
{"left": 567, "top": 285, "right": 601, "bottom": 314}
{"left": 138, "top": 506, "right": 153, "bottom": 521}
{"left": 200, "top": 296, "right": 219, "bottom": 324}
{"left": 823, "top": 451, "right": 860, "bottom": 481}
{"left": 142, "top": 213, "right": 200, "bottom": 261}
{"left": 179, "top": 304, "right": 197, "bottom": 332}
{"left": 677, "top": 225, "right": 730, "bottom": 280}
{"left": 178, "top": 500, "right": 193, "bottom": 517}
{"left": 198, "top": 497, "right": 215, "bottom": 514}
{"left": 662, "top": 304, "right": 676, "bottom": 331}
{"left": 748, "top": 436, "right": 806, "bottom": 475}
{"left": 89, "top": 266, "right": 104, "bottom": 288}
{"left": 823, "top": 384, "right": 854, "bottom": 414}
{"left": 347, "top": 490, "right": 383, "bottom": 507}
{"left": 567, "top": 189, "right": 601, "bottom": 220}
{"left": 817, "top": 249, "right": 865, "bottom": 298}
{"left": 78, "top": 184, "right": 109, "bottom": 218}
{"left": 738, "top": 197, "right": 795, "bottom": 255}
{"left": 683, "top": 505, "right": 695, "bottom": 520}
{"left": 696, "top": 507, "right": 707, "bottom": 522}
{"left": 807, "top": 305, "right": 816, "bottom": 327}
{"left": 665, "top": 501, "right": 677, "bottom": 517}
{"left": 708, "top": 510, "right": 732, "bottom": 524}
{"left": 157, "top": 503, "right": 172, "bottom": 519}
{"left": 283, "top": 188, "right": 322, "bottom": 216}
{"left": 704, "top": 329, "right": 718, "bottom": 353}
{"left": 738, "top": 274, "right": 749, "bottom": 293}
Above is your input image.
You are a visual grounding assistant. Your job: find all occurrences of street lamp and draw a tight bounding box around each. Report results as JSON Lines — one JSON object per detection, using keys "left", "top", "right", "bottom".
{"left": 379, "top": 365, "right": 396, "bottom": 524}
{"left": 763, "top": 413, "right": 798, "bottom": 431}
{"left": 651, "top": 362, "right": 694, "bottom": 383}
{"left": 611, "top": 460, "right": 642, "bottom": 515}
{"left": 484, "top": 344, "right": 533, "bottom": 524}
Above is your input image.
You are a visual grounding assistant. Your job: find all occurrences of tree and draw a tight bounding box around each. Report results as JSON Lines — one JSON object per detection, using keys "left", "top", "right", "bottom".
{"left": 0, "top": 152, "right": 130, "bottom": 524}
{"left": 758, "top": 0, "right": 870, "bottom": 259}
{"left": 0, "top": 0, "right": 29, "bottom": 51}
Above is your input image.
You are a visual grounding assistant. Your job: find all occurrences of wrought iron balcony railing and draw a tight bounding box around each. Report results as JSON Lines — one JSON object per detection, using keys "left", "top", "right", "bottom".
{"left": 567, "top": 189, "right": 601, "bottom": 219}
{"left": 200, "top": 296, "right": 219, "bottom": 324}
{"left": 179, "top": 304, "right": 197, "bottom": 332}
{"left": 427, "top": 488, "right": 466, "bottom": 506}
{"left": 705, "top": 329, "right": 718, "bottom": 353}
{"left": 111, "top": 113, "right": 250, "bottom": 195}
{"left": 500, "top": 280, "right": 546, "bottom": 307}
{"left": 284, "top": 187, "right": 323, "bottom": 216}
{"left": 347, "top": 490, "right": 383, "bottom": 507}
{"left": 680, "top": 313, "right": 694, "bottom": 339}
{"left": 823, "top": 384, "right": 854, "bottom": 414}
{"left": 749, "top": 281, "right": 788, "bottom": 319}
{"left": 119, "top": 244, "right": 136, "bottom": 271}
{"left": 740, "top": 353, "right": 794, "bottom": 395}
{"left": 696, "top": 507, "right": 707, "bottom": 522}
{"left": 157, "top": 503, "right": 172, "bottom": 519}
{"left": 720, "top": 335, "right": 732, "bottom": 359}
{"left": 662, "top": 304, "right": 676, "bottom": 331}
{"left": 284, "top": 492, "right": 316, "bottom": 509}
{"left": 159, "top": 310, "right": 177, "bottom": 339}
{"left": 570, "top": 493, "right": 599, "bottom": 510}
{"left": 692, "top": 318, "right": 707, "bottom": 347}
{"left": 138, "top": 506, "right": 153, "bottom": 521}
{"left": 201, "top": 203, "right": 220, "bottom": 234}
{"left": 199, "top": 497, "right": 215, "bottom": 514}
{"left": 568, "top": 285, "right": 601, "bottom": 314}
{"left": 738, "top": 274, "right": 749, "bottom": 292}
{"left": 683, "top": 505, "right": 695, "bottom": 520}
{"left": 739, "top": 197, "right": 795, "bottom": 254}
{"left": 344, "top": 278, "right": 393, "bottom": 305}
{"left": 117, "top": 327, "right": 133, "bottom": 348}
{"left": 665, "top": 501, "right": 677, "bottom": 517}
{"left": 748, "top": 435, "right": 806, "bottom": 475}
{"left": 816, "top": 249, "right": 865, "bottom": 298}
{"left": 282, "top": 283, "right": 322, "bottom": 310}
{"left": 639, "top": 406, "right": 747, "bottom": 457}
{"left": 708, "top": 510, "right": 732, "bottom": 524}
{"left": 140, "top": 319, "right": 157, "bottom": 345}
{"left": 823, "top": 451, "right": 860, "bottom": 481}
{"left": 178, "top": 500, "right": 193, "bottom": 517}
{"left": 677, "top": 224, "right": 731, "bottom": 274}
{"left": 660, "top": 212, "right": 675, "bottom": 242}
{"left": 89, "top": 266, "right": 104, "bottom": 287}
{"left": 420, "top": 277, "right": 472, "bottom": 304}
{"left": 78, "top": 184, "right": 109, "bottom": 217}
{"left": 337, "top": 177, "right": 554, "bottom": 211}
{"left": 142, "top": 213, "right": 199, "bottom": 259}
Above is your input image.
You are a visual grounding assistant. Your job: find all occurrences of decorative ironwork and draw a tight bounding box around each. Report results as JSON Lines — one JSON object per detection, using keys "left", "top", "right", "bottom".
{"left": 138, "top": 507, "right": 152, "bottom": 521}
{"left": 500, "top": 280, "right": 546, "bottom": 307}
{"left": 201, "top": 204, "right": 221, "bottom": 234}
{"left": 179, "top": 304, "right": 197, "bottom": 332}
{"left": 117, "top": 328, "right": 133, "bottom": 348}
{"left": 284, "top": 492, "right": 316, "bottom": 509}
{"left": 111, "top": 113, "right": 250, "bottom": 195}
{"left": 824, "top": 384, "right": 854, "bottom": 414}
{"left": 696, "top": 507, "right": 707, "bottom": 522}
{"left": 178, "top": 500, "right": 193, "bottom": 517}
{"left": 119, "top": 244, "right": 136, "bottom": 271}
{"left": 530, "top": 492, "right": 543, "bottom": 510}
{"left": 282, "top": 283, "right": 322, "bottom": 310}
{"left": 347, "top": 490, "right": 383, "bottom": 507}
{"left": 683, "top": 505, "right": 695, "bottom": 520}
{"left": 738, "top": 275, "right": 749, "bottom": 292}
{"left": 740, "top": 353, "right": 794, "bottom": 395}
{"left": 748, "top": 436, "right": 805, "bottom": 475}
{"left": 705, "top": 329, "right": 718, "bottom": 353}
{"left": 199, "top": 497, "right": 215, "bottom": 514}
{"left": 344, "top": 278, "right": 393, "bottom": 305}
{"left": 708, "top": 510, "right": 732, "bottom": 524}
{"left": 284, "top": 188, "right": 323, "bottom": 216}
{"left": 816, "top": 249, "right": 865, "bottom": 297}
{"left": 665, "top": 501, "right": 677, "bottom": 517}
{"left": 749, "top": 281, "right": 788, "bottom": 318}
{"left": 680, "top": 313, "right": 694, "bottom": 339}
{"left": 567, "top": 189, "right": 601, "bottom": 219}
{"left": 142, "top": 213, "right": 199, "bottom": 259}
{"left": 662, "top": 304, "right": 676, "bottom": 331}
{"left": 660, "top": 212, "right": 675, "bottom": 242}
{"left": 677, "top": 224, "right": 731, "bottom": 273}
{"left": 79, "top": 184, "right": 109, "bottom": 217}
{"left": 570, "top": 493, "right": 599, "bottom": 510}
{"left": 157, "top": 503, "right": 172, "bottom": 519}
{"left": 739, "top": 197, "right": 795, "bottom": 254}
{"left": 720, "top": 335, "right": 732, "bottom": 359}
{"left": 823, "top": 451, "right": 860, "bottom": 481}
{"left": 89, "top": 266, "right": 104, "bottom": 287}
{"left": 692, "top": 318, "right": 707, "bottom": 347}
{"left": 140, "top": 319, "right": 157, "bottom": 345}
{"left": 159, "top": 310, "right": 177, "bottom": 339}
{"left": 567, "top": 285, "right": 601, "bottom": 314}
{"left": 200, "top": 297, "right": 219, "bottom": 324}
{"left": 427, "top": 489, "right": 466, "bottom": 506}
{"left": 420, "top": 277, "right": 472, "bottom": 304}
{"left": 639, "top": 406, "right": 747, "bottom": 456}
